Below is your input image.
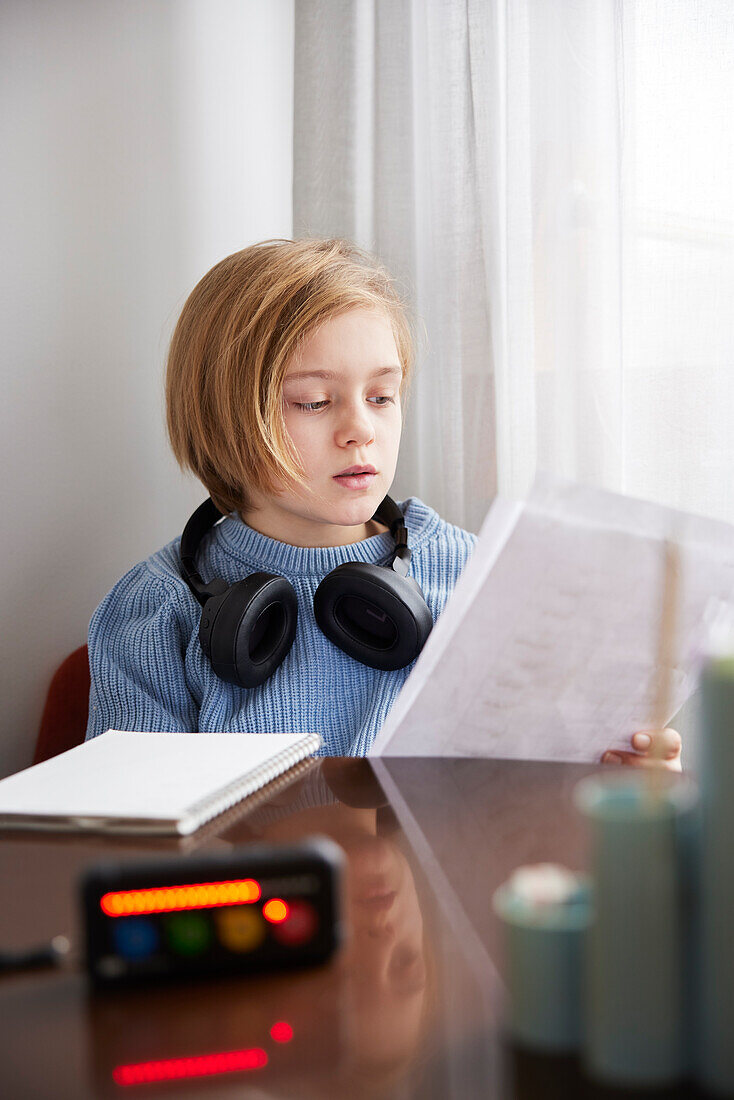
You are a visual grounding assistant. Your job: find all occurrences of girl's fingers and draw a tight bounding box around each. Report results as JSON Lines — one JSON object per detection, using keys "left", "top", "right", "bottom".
{"left": 631, "top": 727, "right": 682, "bottom": 760}
{"left": 601, "top": 748, "right": 682, "bottom": 772}
{"left": 602, "top": 750, "right": 650, "bottom": 767}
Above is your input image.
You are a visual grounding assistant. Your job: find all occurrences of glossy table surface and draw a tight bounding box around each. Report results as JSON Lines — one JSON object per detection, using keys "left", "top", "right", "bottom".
{"left": 0, "top": 756, "right": 692, "bottom": 1099}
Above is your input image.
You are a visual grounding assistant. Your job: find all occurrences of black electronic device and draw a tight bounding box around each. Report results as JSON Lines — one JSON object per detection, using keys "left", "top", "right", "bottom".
{"left": 81, "top": 837, "right": 344, "bottom": 988}
{"left": 179, "top": 494, "right": 434, "bottom": 687}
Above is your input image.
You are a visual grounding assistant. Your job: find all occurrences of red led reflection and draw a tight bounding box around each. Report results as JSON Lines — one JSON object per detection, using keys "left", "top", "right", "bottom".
{"left": 262, "top": 898, "right": 289, "bottom": 924}
{"left": 269, "top": 1021, "right": 294, "bottom": 1044}
{"left": 100, "top": 878, "right": 261, "bottom": 918}
{"left": 112, "top": 1047, "right": 268, "bottom": 1086}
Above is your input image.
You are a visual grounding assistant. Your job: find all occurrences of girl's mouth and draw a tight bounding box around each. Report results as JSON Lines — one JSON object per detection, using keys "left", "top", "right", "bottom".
{"left": 333, "top": 473, "right": 377, "bottom": 490}
{"left": 354, "top": 890, "right": 397, "bottom": 913}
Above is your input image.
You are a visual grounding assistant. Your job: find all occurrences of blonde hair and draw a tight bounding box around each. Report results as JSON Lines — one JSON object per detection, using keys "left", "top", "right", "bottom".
{"left": 165, "top": 237, "right": 417, "bottom": 518}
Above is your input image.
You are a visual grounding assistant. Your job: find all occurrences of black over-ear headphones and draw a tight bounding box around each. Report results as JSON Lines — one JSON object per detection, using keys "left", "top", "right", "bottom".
{"left": 179, "top": 496, "right": 434, "bottom": 689}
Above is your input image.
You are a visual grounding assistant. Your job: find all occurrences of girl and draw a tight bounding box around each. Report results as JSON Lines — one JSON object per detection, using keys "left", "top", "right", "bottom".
{"left": 85, "top": 237, "right": 681, "bottom": 766}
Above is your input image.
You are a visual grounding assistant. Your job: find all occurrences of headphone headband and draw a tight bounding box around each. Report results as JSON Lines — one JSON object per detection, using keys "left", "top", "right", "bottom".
{"left": 180, "top": 498, "right": 226, "bottom": 606}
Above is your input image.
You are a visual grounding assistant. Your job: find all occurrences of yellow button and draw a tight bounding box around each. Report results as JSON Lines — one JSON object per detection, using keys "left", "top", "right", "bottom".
{"left": 216, "top": 906, "right": 266, "bottom": 953}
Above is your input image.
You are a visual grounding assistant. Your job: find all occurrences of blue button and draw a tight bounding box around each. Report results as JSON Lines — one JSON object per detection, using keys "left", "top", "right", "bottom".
{"left": 113, "top": 917, "right": 159, "bottom": 960}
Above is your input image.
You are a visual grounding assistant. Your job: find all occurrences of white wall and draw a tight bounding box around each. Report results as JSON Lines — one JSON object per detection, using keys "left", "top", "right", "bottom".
{"left": 0, "top": 0, "right": 295, "bottom": 777}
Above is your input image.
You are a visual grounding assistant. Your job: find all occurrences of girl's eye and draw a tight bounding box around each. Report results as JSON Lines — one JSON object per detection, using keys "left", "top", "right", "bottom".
{"left": 292, "top": 396, "right": 395, "bottom": 413}
{"left": 294, "top": 400, "right": 329, "bottom": 412}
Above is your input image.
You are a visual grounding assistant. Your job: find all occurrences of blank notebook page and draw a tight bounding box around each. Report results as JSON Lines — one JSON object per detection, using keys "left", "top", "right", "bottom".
{"left": 0, "top": 731, "right": 321, "bottom": 827}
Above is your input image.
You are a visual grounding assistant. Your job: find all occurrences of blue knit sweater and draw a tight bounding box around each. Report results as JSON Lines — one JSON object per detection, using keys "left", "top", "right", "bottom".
{"left": 85, "top": 497, "right": 477, "bottom": 755}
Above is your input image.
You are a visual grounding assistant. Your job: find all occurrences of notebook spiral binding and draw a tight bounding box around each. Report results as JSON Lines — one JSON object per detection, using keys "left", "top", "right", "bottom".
{"left": 181, "top": 756, "right": 321, "bottom": 849}
{"left": 182, "top": 732, "right": 322, "bottom": 835}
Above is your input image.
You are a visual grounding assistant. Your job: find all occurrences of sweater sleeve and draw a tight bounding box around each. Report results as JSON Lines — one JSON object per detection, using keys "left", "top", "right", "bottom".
{"left": 84, "top": 563, "right": 199, "bottom": 740}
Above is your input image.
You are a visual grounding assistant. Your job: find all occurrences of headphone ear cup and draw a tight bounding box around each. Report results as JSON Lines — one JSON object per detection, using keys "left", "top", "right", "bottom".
{"left": 314, "top": 563, "right": 433, "bottom": 671}
{"left": 201, "top": 574, "right": 298, "bottom": 688}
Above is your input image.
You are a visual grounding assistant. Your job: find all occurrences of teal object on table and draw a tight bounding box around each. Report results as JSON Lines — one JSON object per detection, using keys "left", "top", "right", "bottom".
{"left": 493, "top": 866, "right": 591, "bottom": 1052}
{"left": 697, "top": 655, "right": 734, "bottom": 1095}
{"left": 575, "top": 772, "right": 696, "bottom": 1088}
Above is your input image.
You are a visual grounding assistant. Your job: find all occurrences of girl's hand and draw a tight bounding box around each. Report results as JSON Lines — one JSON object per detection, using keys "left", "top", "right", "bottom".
{"left": 601, "top": 728, "right": 682, "bottom": 772}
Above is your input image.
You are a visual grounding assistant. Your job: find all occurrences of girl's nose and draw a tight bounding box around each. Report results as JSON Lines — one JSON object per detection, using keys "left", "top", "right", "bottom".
{"left": 334, "top": 403, "right": 375, "bottom": 448}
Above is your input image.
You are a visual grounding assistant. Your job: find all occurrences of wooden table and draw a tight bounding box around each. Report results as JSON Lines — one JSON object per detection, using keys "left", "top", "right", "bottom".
{"left": 0, "top": 757, "right": 694, "bottom": 1099}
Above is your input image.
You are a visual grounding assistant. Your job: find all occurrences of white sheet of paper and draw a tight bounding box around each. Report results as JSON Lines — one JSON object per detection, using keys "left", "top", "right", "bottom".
{"left": 371, "top": 476, "right": 734, "bottom": 762}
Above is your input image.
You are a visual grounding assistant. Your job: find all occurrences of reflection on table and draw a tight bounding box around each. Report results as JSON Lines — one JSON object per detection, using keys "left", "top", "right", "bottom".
{"left": 0, "top": 758, "right": 499, "bottom": 1100}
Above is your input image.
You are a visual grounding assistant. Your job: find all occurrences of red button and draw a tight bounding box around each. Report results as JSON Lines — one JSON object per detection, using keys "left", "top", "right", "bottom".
{"left": 270, "top": 899, "right": 318, "bottom": 946}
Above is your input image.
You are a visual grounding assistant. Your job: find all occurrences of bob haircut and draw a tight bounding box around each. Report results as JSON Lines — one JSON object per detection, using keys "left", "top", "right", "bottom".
{"left": 165, "top": 237, "right": 418, "bottom": 519}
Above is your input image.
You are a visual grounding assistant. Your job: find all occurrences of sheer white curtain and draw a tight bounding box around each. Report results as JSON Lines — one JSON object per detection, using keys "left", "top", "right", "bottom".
{"left": 293, "top": 0, "right": 734, "bottom": 534}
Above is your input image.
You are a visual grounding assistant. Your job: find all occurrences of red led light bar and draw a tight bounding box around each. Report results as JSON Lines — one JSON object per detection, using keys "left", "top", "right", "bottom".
{"left": 100, "top": 878, "right": 261, "bottom": 917}
{"left": 112, "top": 1047, "right": 268, "bottom": 1086}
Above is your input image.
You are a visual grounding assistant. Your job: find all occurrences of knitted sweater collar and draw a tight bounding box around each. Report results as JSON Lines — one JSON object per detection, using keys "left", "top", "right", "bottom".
{"left": 212, "top": 497, "right": 439, "bottom": 577}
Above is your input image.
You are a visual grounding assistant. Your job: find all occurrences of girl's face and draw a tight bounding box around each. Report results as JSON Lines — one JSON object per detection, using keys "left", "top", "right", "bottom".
{"left": 245, "top": 306, "right": 404, "bottom": 547}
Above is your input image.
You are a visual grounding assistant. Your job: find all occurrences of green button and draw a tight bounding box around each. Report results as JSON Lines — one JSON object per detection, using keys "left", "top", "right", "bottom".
{"left": 164, "top": 912, "right": 211, "bottom": 956}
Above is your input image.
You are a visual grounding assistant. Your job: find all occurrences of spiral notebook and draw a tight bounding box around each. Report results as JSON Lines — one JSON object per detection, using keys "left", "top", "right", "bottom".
{"left": 0, "top": 730, "right": 322, "bottom": 836}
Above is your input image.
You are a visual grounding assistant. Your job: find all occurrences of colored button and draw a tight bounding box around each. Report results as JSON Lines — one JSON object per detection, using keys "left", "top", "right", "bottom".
{"left": 270, "top": 899, "right": 318, "bottom": 946}
{"left": 113, "top": 917, "right": 159, "bottom": 961}
{"left": 216, "top": 906, "right": 266, "bottom": 953}
{"left": 164, "top": 912, "right": 211, "bottom": 956}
